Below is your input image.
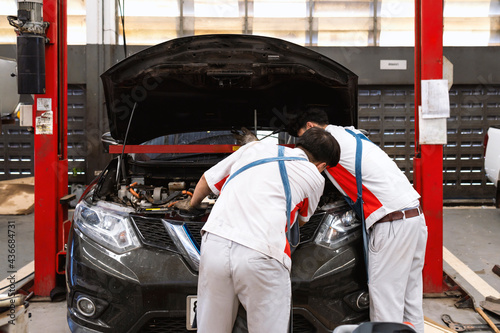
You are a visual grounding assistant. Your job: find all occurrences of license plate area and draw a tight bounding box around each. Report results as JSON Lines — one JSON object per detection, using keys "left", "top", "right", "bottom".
{"left": 186, "top": 295, "right": 198, "bottom": 330}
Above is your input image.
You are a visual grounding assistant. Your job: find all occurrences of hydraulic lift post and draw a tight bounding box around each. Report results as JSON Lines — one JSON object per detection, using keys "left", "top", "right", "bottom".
{"left": 31, "top": 0, "right": 68, "bottom": 296}
{"left": 414, "top": 0, "right": 445, "bottom": 293}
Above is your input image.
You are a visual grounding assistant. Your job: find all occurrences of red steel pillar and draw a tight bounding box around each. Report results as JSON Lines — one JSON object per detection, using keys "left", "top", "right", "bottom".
{"left": 414, "top": 0, "right": 444, "bottom": 293}
{"left": 33, "top": 0, "right": 68, "bottom": 296}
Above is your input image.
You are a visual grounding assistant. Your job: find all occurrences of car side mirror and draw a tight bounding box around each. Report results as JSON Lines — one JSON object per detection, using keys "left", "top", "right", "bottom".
{"left": 101, "top": 132, "right": 119, "bottom": 153}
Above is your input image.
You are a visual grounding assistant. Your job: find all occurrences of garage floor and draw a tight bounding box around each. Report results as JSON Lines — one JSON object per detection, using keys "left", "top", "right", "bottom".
{"left": 1, "top": 207, "right": 499, "bottom": 333}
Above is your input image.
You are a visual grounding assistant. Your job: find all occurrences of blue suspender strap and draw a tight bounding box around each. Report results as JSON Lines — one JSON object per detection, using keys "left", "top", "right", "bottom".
{"left": 222, "top": 151, "right": 306, "bottom": 190}
{"left": 345, "top": 129, "right": 364, "bottom": 208}
{"left": 278, "top": 146, "right": 293, "bottom": 247}
{"left": 277, "top": 145, "right": 294, "bottom": 333}
{"left": 221, "top": 145, "right": 306, "bottom": 247}
{"left": 344, "top": 129, "right": 370, "bottom": 281}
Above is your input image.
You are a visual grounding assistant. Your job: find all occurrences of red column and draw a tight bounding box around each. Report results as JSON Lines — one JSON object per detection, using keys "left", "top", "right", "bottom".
{"left": 413, "top": 0, "right": 422, "bottom": 195}
{"left": 414, "top": 0, "right": 444, "bottom": 293}
{"left": 57, "top": 0, "right": 69, "bottom": 264}
{"left": 33, "top": 0, "right": 68, "bottom": 297}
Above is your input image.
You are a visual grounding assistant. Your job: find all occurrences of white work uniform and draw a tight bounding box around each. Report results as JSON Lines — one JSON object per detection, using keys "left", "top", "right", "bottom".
{"left": 323, "top": 125, "right": 428, "bottom": 333}
{"left": 197, "top": 141, "right": 324, "bottom": 333}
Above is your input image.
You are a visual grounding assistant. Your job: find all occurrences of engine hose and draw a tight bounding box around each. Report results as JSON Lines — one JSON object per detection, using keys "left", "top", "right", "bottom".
{"left": 129, "top": 187, "right": 140, "bottom": 199}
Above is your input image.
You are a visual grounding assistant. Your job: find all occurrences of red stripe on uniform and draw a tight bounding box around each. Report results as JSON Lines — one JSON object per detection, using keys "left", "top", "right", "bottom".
{"left": 284, "top": 239, "right": 291, "bottom": 258}
{"left": 326, "top": 164, "right": 382, "bottom": 220}
{"left": 289, "top": 198, "right": 309, "bottom": 226}
{"left": 214, "top": 175, "right": 229, "bottom": 192}
{"left": 285, "top": 199, "right": 306, "bottom": 232}
{"left": 284, "top": 198, "right": 309, "bottom": 258}
{"left": 298, "top": 197, "right": 309, "bottom": 217}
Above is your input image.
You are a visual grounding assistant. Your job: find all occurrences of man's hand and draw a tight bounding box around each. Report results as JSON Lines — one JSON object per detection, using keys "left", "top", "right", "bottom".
{"left": 174, "top": 197, "right": 207, "bottom": 213}
{"left": 233, "top": 127, "right": 258, "bottom": 145}
{"left": 174, "top": 198, "right": 196, "bottom": 211}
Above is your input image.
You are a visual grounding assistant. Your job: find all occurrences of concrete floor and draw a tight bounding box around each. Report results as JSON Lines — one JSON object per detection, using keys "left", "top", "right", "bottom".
{"left": 425, "top": 206, "right": 500, "bottom": 330}
{"left": 1, "top": 207, "right": 499, "bottom": 332}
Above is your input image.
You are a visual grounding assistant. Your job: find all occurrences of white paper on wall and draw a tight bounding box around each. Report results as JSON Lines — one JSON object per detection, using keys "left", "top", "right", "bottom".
{"left": 421, "top": 79, "right": 450, "bottom": 119}
{"left": 419, "top": 106, "right": 447, "bottom": 145}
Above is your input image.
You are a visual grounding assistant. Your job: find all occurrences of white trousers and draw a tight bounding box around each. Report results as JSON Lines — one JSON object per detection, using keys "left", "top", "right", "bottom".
{"left": 368, "top": 213, "right": 428, "bottom": 333}
{"left": 197, "top": 233, "right": 291, "bottom": 333}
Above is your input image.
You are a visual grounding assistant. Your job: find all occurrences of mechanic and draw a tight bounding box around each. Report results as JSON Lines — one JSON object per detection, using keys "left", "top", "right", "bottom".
{"left": 176, "top": 127, "right": 340, "bottom": 333}
{"left": 288, "top": 108, "right": 428, "bottom": 333}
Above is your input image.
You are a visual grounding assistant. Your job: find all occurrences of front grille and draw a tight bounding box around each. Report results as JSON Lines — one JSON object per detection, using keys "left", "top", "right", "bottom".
{"left": 299, "top": 212, "right": 325, "bottom": 243}
{"left": 131, "top": 216, "right": 204, "bottom": 251}
{"left": 133, "top": 213, "right": 322, "bottom": 250}
{"left": 132, "top": 216, "right": 175, "bottom": 249}
{"left": 140, "top": 317, "right": 189, "bottom": 333}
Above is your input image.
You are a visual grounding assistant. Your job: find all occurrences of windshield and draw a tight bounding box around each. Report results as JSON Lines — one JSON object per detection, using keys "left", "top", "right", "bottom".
{"left": 131, "top": 130, "right": 281, "bottom": 163}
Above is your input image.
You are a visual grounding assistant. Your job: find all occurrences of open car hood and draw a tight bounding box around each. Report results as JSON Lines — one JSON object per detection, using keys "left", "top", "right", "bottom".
{"left": 101, "top": 34, "right": 358, "bottom": 144}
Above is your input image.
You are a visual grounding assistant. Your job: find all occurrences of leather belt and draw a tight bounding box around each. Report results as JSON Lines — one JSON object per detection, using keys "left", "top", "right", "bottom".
{"left": 377, "top": 207, "right": 421, "bottom": 223}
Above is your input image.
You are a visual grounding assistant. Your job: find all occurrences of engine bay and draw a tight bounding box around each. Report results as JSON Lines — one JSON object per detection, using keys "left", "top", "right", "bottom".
{"left": 90, "top": 154, "right": 345, "bottom": 218}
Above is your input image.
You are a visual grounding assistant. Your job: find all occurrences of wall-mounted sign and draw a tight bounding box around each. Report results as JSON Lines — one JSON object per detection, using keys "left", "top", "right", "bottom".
{"left": 37, "top": 98, "right": 51, "bottom": 111}
{"left": 36, "top": 110, "right": 53, "bottom": 135}
{"left": 380, "top": 60, "right": 407, "bottom": 70}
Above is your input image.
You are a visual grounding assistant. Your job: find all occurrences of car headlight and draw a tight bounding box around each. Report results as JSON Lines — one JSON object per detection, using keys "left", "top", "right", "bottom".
{"left": 73, "top": 200, "right": 141, "bottom": 253}
{"left": 314, "top": 210, "right": 361, "bottom": 249}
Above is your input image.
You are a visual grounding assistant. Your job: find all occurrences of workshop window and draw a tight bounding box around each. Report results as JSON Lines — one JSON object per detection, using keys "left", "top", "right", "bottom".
{"left": 1, "top": 0, "right": 500, "bottom": 46}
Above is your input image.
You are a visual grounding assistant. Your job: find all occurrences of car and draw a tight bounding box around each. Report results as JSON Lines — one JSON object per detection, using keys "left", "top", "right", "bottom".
{"left": 65, "top": 34, "right": 369, "bottom": 333}
{"left": 484, "top": 126, "right": 500, "bottom": 208}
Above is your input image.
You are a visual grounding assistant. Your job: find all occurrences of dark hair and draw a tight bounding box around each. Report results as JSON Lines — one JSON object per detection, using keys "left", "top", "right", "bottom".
{"left": 288, "top": 108, "right": 329, "bottom": 137}
{"left": 296, "top": 127, "right": 340, "bottom": 167}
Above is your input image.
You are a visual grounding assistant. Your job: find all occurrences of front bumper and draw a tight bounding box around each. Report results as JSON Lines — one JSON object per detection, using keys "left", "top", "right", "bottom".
{"left": 66, "top": 214, "right": 368, "bottom": 333}
{"left": 66, "top": 226, "right": 198, "bottom": 333}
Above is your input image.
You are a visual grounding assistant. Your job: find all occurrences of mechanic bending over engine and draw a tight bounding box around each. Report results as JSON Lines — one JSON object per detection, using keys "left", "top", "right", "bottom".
{"left": 175, "top": 127, "right": 340, "bottom": 333}
{"left": 288, "top": 108, "right": 428, "bottom": 333}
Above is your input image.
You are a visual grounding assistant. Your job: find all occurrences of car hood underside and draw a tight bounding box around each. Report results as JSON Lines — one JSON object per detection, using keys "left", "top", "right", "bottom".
{"left": 101, "top": 34, "right": 358, "bottom": 144}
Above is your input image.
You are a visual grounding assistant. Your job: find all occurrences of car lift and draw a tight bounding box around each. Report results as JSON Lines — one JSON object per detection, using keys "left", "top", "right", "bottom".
{"left": 414, "top": 0, "right": 445, "bottom": 293}
{"left": 13, "top": 0, "right": 71, "bottom": 297}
